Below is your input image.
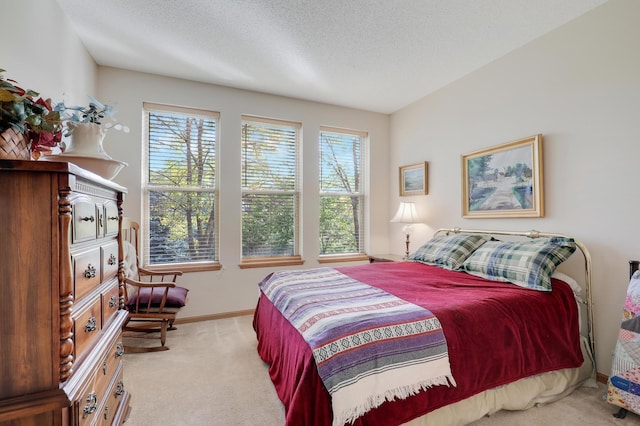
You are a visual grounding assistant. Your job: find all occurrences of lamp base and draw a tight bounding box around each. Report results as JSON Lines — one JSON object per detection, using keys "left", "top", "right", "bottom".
{"left": 404, "top": 233, "right": 411, "bottom": 259}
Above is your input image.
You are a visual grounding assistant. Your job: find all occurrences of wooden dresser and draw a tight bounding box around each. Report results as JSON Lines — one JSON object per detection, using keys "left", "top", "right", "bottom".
{"left": 0, "top": 160, "right": 131, "bottom": 425}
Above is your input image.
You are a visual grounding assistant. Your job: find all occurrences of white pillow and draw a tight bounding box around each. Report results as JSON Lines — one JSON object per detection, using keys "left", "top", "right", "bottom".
{"left": 551, "top": 271, "right": 581, "bottom": 297}
{"left": 122, "top": 240, "right": 139, "bottom": 279}
{"left": 552, "top": 271, "right": 583, "bottom": 334}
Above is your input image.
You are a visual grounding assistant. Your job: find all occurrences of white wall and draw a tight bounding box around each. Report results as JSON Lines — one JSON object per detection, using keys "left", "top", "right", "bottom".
{"left": 389, "top": 0, "right": 640, "bottom": 376}
{"left": 96, "top": 67, "right": 390, "bottom": 319}
{"left": 0, "top": 0, "right": 97, "bottom": 106}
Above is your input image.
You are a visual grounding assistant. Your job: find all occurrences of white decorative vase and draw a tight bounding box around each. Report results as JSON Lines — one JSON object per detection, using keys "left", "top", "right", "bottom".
{"left": 65, "top": 122, "right": 110, "bottom": 158}
{"left": 41, "top": 122, "right": 127, "bottom": 180}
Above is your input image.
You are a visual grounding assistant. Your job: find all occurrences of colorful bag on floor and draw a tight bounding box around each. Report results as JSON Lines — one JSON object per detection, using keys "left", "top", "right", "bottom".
{"left": 608, "top": 270, "right": 640, "bottom": 415}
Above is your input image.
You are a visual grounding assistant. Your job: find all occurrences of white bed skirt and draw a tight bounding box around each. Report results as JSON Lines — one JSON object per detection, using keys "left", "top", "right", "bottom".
{"left": 404, "top": 336, "right": 596, "bottom": 426}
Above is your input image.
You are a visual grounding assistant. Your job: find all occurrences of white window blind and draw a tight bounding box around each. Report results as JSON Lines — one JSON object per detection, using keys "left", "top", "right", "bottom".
{"left": 143, "top": 102, "right": 219, "bottom": 266}
{"left": 319, "top": 127, "right": 366, "bottom": 255}
{"left": 241, "top": 116, "right": 300, "bottom": 258}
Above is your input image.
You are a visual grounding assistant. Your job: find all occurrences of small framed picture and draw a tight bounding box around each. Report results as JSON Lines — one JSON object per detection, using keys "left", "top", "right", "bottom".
{"left": 399, "top": 162, "right": 428, "bottom": 196}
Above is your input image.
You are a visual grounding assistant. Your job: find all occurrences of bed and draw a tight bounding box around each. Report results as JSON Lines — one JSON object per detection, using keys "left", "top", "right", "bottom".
{"left": 253, "top": 228, "right": 596, "bottom": 426}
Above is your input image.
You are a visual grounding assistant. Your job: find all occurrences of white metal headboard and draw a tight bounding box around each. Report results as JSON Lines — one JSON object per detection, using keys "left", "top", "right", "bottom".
{"left": 434, "top": 227, "right": 594, "bottom": 365}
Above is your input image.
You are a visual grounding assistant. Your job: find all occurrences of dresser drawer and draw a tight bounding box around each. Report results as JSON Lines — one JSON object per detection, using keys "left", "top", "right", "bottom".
{"left": 75, "top": 329, "right": 125, "bottom": 426}
{"left": 103, "top": 200, "right": 120, "bottom": 238}
{"left": 102, "top": 280, "right": 120, "bottom": 327}
{"left": 73, "top": 199, "right": 99, "bottom": 243}
{"left": 77, "top": 368, "right": 106, "bottom": 426}
{"left": 74, "top": 295, "right": 103, "bottom": 361}
{"left": 98, "top": 363, "right": 125, "bottom": 426}
{"left": 74, "top": 247, "right": 102, "bottom": 301}
{"left": 101, "top": 241, "right": 119, "bottom": 283}
{"left": 93, "top": 335, "right": 124, "bottom": 407}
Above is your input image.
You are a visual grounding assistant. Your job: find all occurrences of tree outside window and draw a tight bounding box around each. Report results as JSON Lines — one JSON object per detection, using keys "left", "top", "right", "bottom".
{"left": 143, "top": 103, "right": 218, "bottom": 268}
{"left": 319, "top": 127, "right": 366, "bottom": 256}
{"left": 241, "top": 116, "right": 300, "bottom": 261}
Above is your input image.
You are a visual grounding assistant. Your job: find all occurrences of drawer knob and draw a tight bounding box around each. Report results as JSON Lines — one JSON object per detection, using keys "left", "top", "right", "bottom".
{"left": 84, "top": 264, "right": 97, "bottom": 278}
{"left": 115, "top": 380, "right": 125, "bottom": 396}
{"left": 108, "top": 253, "right": 117, "bottom": 265}
{"left": 79, "top": 215, "right": 95, "bottom": 223}
{"left": 109, "top": 295, "right": 117, "bottom": 308}
{"left": 103, "top": 406, "right": 109, "bottom": 420}
{"left": 84, "top": 316, "right": 97, "bottom": 333}
{"left": 108, "top": 215, "right": 119, "bottom": 221}
{"left": 82, "top": 392, "right": 98, "bottom": 418}
{"left": 102, "top": 361, "right": 108, "bottom": 375}
{"left": 115, "top": 343, "right": 125, "bottom": 358}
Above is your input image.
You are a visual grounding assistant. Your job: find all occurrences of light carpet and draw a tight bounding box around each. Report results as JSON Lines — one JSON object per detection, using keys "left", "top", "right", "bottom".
{"left": 123, "top": 315, "right": 638, "bottom": 425}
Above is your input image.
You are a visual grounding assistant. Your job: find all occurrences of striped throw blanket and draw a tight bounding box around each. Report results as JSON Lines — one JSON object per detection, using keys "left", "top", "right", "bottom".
{"left": 259, "top": 268, "right": 456, "bottom": 426}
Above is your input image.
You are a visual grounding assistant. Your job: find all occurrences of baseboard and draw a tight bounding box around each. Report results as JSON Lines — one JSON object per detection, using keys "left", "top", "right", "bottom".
{"left": 596, "top": 372, "right": 608, "bottom": 384}
{"left": 175, "top": 309, "right": 255, "bottom": 324}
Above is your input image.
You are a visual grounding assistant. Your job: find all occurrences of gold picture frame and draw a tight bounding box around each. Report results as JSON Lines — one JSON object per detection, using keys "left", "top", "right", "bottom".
{"left": 399, "top": 162, "right": 428, "bottom": 196}
{"left": 461, "top": 134, "right": 543, "bottom": 218}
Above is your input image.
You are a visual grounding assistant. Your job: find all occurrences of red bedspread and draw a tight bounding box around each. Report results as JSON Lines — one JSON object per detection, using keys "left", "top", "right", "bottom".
{"left": 253, "top": 262, "right": 583, "bottom": 426}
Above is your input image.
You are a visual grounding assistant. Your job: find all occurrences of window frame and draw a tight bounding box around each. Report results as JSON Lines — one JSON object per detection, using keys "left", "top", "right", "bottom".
{"left": 318, "top": 126, "right": 369, "bottom": 263}
{"left": 239, "top": 115, "right": 303, "bottom": 269}
{"left": 142, "top": 102, "right": 221, "bottom": 273}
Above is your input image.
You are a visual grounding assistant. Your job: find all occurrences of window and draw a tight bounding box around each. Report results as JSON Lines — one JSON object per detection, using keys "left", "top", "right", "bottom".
{"left": 143, "top": 102, "right": 219, "bottom": 271}
{"left": 240, "top": 115, "right": 302, "bottom": 268}
{"left": 319, "top": 127, "right": 367, "bottom": 259}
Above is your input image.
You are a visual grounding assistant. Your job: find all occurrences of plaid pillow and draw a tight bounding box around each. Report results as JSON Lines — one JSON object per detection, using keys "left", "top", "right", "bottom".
{"left": 408, "top": 234, "right": 490, "bottom": 270}
{"left": 460, "top": 237, "right": 577, "bottom": 292}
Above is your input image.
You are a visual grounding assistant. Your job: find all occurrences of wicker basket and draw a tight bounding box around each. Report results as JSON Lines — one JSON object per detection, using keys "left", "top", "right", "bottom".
{"left": 0, "top": 127, "right": 30, "bottom": 160}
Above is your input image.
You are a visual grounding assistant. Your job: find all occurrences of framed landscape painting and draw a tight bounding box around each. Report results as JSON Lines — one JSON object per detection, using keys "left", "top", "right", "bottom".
{"left": 399, "top": 162, "right": 428, "bottom": 196}
{"left": 461, "top": 134, "right": 544, "bottom": 218}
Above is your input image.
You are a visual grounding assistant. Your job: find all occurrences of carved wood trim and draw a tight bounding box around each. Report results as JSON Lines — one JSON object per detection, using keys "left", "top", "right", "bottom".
{"left": 117, "top": 192, "right": 126, "bottom": 309}
{"left": 58, "top": 187, "right": 74, "bottom": 382}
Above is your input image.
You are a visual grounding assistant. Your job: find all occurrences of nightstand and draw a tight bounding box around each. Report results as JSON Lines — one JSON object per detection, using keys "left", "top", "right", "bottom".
{"left": 368, "top": 254, "right": 406, "bottom": 263}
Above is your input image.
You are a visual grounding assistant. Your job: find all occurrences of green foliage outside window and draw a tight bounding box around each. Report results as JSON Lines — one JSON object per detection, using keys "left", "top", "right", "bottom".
{"left": 242, "top": 193, "right": 296, "bottom": 257}
{"left": 146, "top": 108, "right": 217, "bottom": 265}
{"left": 319, "top": 130, "right": 365, "bottom": 255}
{"left": 241, "top": 119, "right": 299, "bottom": 258}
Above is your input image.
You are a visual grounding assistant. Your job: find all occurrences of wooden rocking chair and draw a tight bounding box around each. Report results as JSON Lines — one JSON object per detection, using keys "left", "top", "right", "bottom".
{"left": 121, "top": 218, "right": 188, "bottom": 352}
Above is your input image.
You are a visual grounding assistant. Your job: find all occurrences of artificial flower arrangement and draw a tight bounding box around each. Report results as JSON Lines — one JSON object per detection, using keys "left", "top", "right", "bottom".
{"left": 0, "top": 69, "right": 63, "bottom": 158}
{"left": 55, "top": 96, "right": 129, "bottom": 135}
{"left": 1, "top": 68, "right": 129, "bottom": 164}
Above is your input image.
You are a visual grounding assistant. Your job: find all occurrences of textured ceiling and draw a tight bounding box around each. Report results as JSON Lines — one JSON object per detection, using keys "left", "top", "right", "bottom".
{"left": 55, "top": 0, "right": 607, "bottom": 114}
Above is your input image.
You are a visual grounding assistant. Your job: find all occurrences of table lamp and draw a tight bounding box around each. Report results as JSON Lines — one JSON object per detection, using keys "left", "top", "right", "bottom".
{"left": 390, "top": 201, "right": 419, "bottom": 259}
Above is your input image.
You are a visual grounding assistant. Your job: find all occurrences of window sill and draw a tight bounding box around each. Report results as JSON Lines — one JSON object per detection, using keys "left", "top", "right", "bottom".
{"left": 318, "top": 254, "right": 370, "bottom": 264}
{"left": 144, "top": 261, "right": 221, "bottom": 273}
{"left": 239, "top": 256, "right": 304, "bottom": 269}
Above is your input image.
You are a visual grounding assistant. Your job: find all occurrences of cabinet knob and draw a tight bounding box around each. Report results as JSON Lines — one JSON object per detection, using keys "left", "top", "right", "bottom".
{"left": 84, "top": 316, "right": 97, "bottom": 333}
{"left": 82, "top": 392, "right": 98, "bottom": 418}
{"left": 115, "top": 380, "right": 125, "bottom": 396}
{"left": 84, "top": 264, "right": 97, "bottom": 278}
{"left": 115, "top": 343, "right": 125, "bottom": 358}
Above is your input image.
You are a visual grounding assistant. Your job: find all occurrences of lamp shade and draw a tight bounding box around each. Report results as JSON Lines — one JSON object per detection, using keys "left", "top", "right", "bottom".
{"left": 391, "top": 202, "right": 419, "bottom": 223}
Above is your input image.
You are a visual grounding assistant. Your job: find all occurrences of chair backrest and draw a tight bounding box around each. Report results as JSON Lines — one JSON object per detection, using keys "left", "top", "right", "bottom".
{"left": 119, "top": 219, "right": 185, "bottom": 351}
{"left": 121, "top": 217, "right": 141, "bottom": 270}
